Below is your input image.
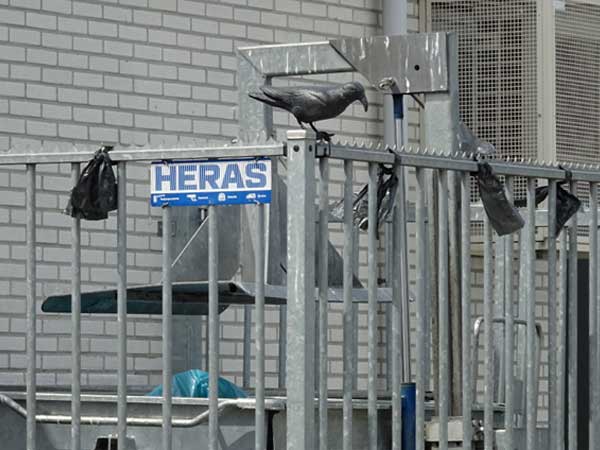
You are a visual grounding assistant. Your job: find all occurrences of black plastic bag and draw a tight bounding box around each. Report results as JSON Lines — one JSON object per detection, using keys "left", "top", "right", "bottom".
{"left": 330, "top": 165, "right": 398, "bottom": 236}
{"left": 514, "top": 184, "right": 581, "bottom": 237}
{"left": 477, "top": 161, "right": 524, "bottom": 236}
{"left": 457, "top": 121, "right": 496, "bottom": 158}
{"left": 65, "top": 146, "right": 118, "bottom": 220}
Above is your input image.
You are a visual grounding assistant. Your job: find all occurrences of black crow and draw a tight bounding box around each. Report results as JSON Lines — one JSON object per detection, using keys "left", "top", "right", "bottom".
{"left": 248, "top": 81, "right": 369, "bottom": 141}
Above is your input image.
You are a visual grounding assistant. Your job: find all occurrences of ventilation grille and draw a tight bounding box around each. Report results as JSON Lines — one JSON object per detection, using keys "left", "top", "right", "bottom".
{"left": 556, "top": 1, "right": 600, "bottom": 204}
{"left": 429, "top": 0, "right": 538, "bottom": 202}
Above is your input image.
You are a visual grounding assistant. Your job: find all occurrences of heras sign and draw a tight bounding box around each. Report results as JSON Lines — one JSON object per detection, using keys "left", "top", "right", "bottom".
{"left": 150, "top": 158, "right": 272, "bottom": 206}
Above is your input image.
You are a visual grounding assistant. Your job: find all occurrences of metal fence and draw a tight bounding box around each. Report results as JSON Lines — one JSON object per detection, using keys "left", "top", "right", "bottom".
{"left": 1, "top": 131, "right": 599, "bottom": 450}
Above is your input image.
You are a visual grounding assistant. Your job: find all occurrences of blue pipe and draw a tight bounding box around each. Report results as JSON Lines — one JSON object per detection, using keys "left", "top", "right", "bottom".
{"left": 402, "top": 382, "right": 416, "bottom": 450}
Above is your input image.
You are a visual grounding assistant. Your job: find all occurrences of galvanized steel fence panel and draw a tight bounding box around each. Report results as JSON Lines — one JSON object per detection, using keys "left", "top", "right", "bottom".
{"left": 2, "top": 139, "right": 599, "bottom": 450}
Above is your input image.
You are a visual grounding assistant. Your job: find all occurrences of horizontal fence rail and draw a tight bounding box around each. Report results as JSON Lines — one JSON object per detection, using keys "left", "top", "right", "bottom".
{"left": 0, "top": 138, "right": 598, "bottom": 450}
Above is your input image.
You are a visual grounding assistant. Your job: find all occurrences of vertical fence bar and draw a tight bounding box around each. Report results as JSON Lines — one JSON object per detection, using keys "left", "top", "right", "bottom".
{"left": 416, "top": 167, "right": 427, "bottom": 450}
{"left": 26, "top": 164, "right": 36, "bottom": 450}
{"left": 525, "top": 177, "right": 537, "bottom": 450}
{"left": 255, "top": 203, "right": 266, "bottom": 450}
{"left": 208, "top": 205, "right": 219, "bottom": 450}
{"left": 286, "top": 130, "right": 316, "bottom": 450}
{"left": 558, "top": 229, "right": 568, "bottom": 450}
{"left": 547, "top": 180, "right": 558, "bottom": 450}
{"left": 243, "top": 306, "right": 252, "bottom": 389}
{"left": 567, "top": 180, "right": 578, "bottom": 450}
{"left": 367, "top": 162, "right": 378, "bottom": 450}
{"left": 504, "top": 177, "right": 515, "bottom": 450}
{"left": 385, "top": 220, "right": 393, "bottom": 391}
{"left": 343, "top": 159, "right": 354, "bottom": 450}
{"left": 392, "top": 164, "right": 403, "bottom": 450}
{"left": 70, "top": 163, "right": 81, "bottom": 450}
{"left": 483, "top": 206, "right": 494, "bottom": 450}
{"left": 117, "top": 162, "right": 128, "bottom": 450}
{"left": 162, "top": 205, "right": 173, "bottom": 450}
{"left": 318, "top": 157, "right": 329, "bottom": 450}
{"left": 438, "top": 170, "right": 449, "bottom": 450}
{"left": 590, "top": 182, "right": 598, "bottom": 450}
{"left": 352, "top": 223, "right": 360, "bottom": 391}
{"left": 460, "top": 171, "right": 472, "bottom": 450}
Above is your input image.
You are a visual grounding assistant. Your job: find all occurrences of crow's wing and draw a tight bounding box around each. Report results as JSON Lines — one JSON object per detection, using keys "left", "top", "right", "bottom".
{"left": 248, "top": 91, "right": 283, "bottom": 109}
{"left": 260, "top": 86, "right": 331, "bottom": 111}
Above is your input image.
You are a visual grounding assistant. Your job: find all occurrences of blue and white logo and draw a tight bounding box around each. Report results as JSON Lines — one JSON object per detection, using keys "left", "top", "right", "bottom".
{"left": 150, "top": 158, "right": 272, "bottom": 207}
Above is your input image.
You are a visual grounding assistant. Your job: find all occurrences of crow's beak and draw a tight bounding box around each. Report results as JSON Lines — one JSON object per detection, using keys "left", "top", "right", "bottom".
{"left": 360, "top": 95, "right": 369, "bottom": 112}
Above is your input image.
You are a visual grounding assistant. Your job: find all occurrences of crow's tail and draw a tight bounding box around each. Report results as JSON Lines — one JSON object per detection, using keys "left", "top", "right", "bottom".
{"left": 248, "top": 91, "right": 280, "bottom": 108}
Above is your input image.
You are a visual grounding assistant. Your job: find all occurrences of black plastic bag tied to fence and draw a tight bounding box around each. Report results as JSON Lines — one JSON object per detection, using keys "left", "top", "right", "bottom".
{"left": 476, "top": 161, "right": 525, "bottom": 236}
{"left": 514, "top": 184, "right": 581, "bottom": 237}
{"left": 330, "top": 164, "right": 398, "bottom": 237}
{"left": 65, "top": 146, "right": 118, "bottom": 221}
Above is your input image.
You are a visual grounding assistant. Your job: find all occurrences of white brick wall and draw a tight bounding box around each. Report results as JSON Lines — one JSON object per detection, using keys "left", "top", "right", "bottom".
{"left": 0, "top": 0, "right": 427, "bottom": 391}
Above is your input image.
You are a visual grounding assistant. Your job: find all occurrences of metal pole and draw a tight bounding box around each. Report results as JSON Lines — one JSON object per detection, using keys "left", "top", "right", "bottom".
{"left": 208, "top": 205, "right": 219, "bottom": 450}
{"left": 392, "top": 163, "right": 404, "bottom": 450}
{"left": 343, "top": 159, "right": 354, "bottom": 450}
{"left": 255, "top": 203, "right": 266, "bottom": 450}
{"left": 504, "top": 177, "right": 516, "bottom": 450}
{"left": 286, "top": 129, "right": 316, "bottom": 450}
{"left": 558, "top": 229, "right": 568, "bottom": 450}
{"left": 26, "top": 164, "right": 36, "bottom": 450}
{"left": 483, "top": 208, "right": 494, "bottom": 450}
{"left": 71, "top": 163, "right": 81, "bottom": 450}
{"left": 117, "top": 162, "right": 128, "bottom": 450}
{"left": 525, "top": 177, "right": 537, "bottom": 450}
{"left": 395, "top": 101, "right": 412, "bottom": 382}
{"left": 438, "top": 170, "right": 449, "bottom": 450}
{"left": 385, "top": 220, "right": 393, "bottom": 391}
{"left": 548, "top": 180, "right": 558, "bottom": 450}
{"left": 460, "top": 172, "right": 472, "bottom": 450}
{"left": 318, "top": 157, "right": 330, "bottom": 450}
{"left": 243, "top": 306, "right": 252, "bottom": 390}
{"left": 416, "top": 167, "right": 428, "bottom": 450}
{"left": 162, "top": 205, "right": 173, "bottom": 450}
{"left": 590, "top": 182, "right": 598, "bottom": 450}
{"left": 567, "top": 180, "right": 578, "bottom": 450}
{"left": 367, "top": 162, "right": 378, "bottom": 450}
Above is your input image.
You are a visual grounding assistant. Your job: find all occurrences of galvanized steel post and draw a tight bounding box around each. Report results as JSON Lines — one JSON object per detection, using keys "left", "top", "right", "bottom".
{"left": 392, "top": 162, "right": 404, "bottom": 450}
{"left": 162, "top": 205, "right": 173, "bottom": 450}
{"left": 367, "top": 162, "right": 378, "bottom": 450}
{"left": 504, "top": 177, "right": 515, "bottom": 450}
{"left": 548, "top": 180, "right": 558, "bottom": 450}
{"left": 286, "top": 129, "right": 316, "bottom": 450}
{"left": 25, "top": 164, "right": 36, "bottom": 450}
{"left": 416, "top": 167, "right": 428, "bottom": 450}
{"left": 117, "top": 162, "right": 128, "bottom": 450}
{"left": 525, "top": 177, "right": 537, "bottom": 450}
{"left": 208, "top": 205, "right": 219, "bottom": 450}
{"left": 437, "top": 170, "right": 449, "bottom": 450}
{"left": 460, "top": 172, "right": 472, "bottom": 450}
{"left": 255, "top": 204, "right": 266, "bottom": 450}
{"left": 318, "top": 157, "right": 330, "bottom": 450}
{"left": 483, "top": 211, "right": 494, "bottom": 450}
{"left": 70, "top": 163, "right": 81, "bottom": 450}
{"left": 343, "top": 159, "right": 354, "bottom": 450}
{"left": 567, "top": 181, "right": 578, "bottom": 450}
{"left": 558, "top": 229, "right": 568, "bottom": 450}
{"left": 589, "top": 183, "right": 598, "bottom": 450}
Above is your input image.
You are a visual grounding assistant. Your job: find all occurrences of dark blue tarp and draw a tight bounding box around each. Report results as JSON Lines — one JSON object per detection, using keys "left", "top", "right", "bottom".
{"left": 147, "top": 369, "right": 247, "bottom": 399}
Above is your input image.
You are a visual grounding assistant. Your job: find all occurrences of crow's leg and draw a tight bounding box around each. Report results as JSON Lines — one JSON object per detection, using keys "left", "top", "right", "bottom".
{"left": 296, "top": 117, "right": 306, "bottom": 129}
{"left": 309, "top": 122, "right": 334, "bottom": 142}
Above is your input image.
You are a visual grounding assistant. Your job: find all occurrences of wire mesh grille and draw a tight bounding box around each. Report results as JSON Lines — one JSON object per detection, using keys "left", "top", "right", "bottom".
{"left": 429, "top": 0, "right": 538, "bottom": 203}
{"left": 556, "top": 1, "right": 600, "bottom": 204}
